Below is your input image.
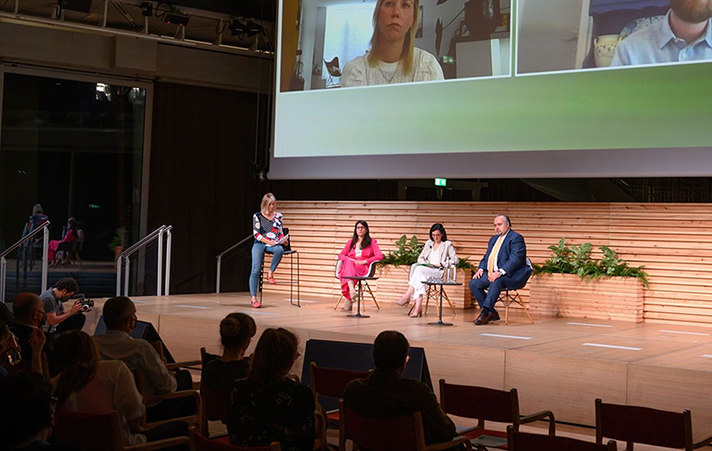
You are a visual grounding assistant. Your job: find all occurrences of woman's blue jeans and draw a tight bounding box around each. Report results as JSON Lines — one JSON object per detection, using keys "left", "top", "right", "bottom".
{"left": 249, "top": 241, "right": 284, "bottom": 296}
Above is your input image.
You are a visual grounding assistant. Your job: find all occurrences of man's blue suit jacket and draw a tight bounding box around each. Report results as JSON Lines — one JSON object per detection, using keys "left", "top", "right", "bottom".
{"left": 477, "top": 230, "right": 532, "bottom": 289}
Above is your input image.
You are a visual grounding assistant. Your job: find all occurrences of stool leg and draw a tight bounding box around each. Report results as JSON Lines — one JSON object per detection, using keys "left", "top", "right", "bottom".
{"left": 443, "top": 290, "right": 457, "bottom": 316}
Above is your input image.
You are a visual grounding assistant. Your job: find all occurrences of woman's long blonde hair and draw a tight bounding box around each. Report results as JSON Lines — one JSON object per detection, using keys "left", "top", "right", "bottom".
{"left": 367, "top": 0, "right": 420, "bottom": 75}
{"left": 260, "top": 193, "right": 277, "bottom": 216}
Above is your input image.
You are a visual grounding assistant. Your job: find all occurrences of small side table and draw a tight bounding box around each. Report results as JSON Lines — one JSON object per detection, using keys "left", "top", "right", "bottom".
{"left": 423, "top": 280, "right": 462, "bottom": 326}
{"left": 341, "top": 275, "right": 379, "bottom": 318}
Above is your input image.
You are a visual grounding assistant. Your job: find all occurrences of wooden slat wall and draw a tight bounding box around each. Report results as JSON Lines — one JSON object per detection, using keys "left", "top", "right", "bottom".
{"left": 263, "top": 201, "right": 712, "bottom": 326}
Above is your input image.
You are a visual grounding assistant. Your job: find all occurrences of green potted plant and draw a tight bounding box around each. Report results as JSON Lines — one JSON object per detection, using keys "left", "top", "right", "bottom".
{"left": 533, "top": 237, "right": 649, "bottom": 287}
{"left": 530, "top": 237, "right": 649, "bottom": 322}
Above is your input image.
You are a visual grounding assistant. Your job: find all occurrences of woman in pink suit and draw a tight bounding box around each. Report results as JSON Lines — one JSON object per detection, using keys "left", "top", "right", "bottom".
{"left": 338, "top": 220, "right": 383, "bottom": 311}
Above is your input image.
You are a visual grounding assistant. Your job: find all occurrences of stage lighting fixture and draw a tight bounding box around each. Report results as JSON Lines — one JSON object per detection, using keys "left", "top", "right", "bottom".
{"left": 163, "top": 11, "right": 190, "bottom": 26}
{"left": 61, "top": 0, "right": 93, "bottom": 13}
{"left": 229, "top": 19, "right": 262, "bottom": 37}
{"left": 141, "top": 2, "right": 153, "bottom": 17}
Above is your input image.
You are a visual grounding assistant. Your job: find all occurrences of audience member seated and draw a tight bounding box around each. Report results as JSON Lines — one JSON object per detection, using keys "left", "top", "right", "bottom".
{"left": 202, "top": 313, "right": 256, "bottom": 416}
{"left": 12, "top": 293, "right": 49, "bottom": 376}
{"left": 0, "top": 372, "right": 83, "bottom": 451}
{"left": 396, "top": 223, "right": 458, "bottom": 317}
{"left": 227, "top": 327, "right": 315, "bottom": 451}
{"left": 1, "top": 321, "right": 19, "bottom": 377}
{"left": 48, "top": 218, "right": 79, "bottom": 265}
{"left": 337, "top": 220, "right": 383, "bottom": 311}
{"left": 343, "top": 330, "right": 460, "bottom": 449}
{"left": 92, "top": 296, "right": 194, "bottom": 422}
{"left": 40, "top": 278, "right": 85, "bottom": 341}
{"left": 53, "top": 331, "right": 189, "bottom": 447}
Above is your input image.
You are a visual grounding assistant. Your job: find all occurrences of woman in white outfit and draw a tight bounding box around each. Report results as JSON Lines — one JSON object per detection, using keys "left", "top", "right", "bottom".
{"left": 396, "top": 223, "right": 457, "bottom": 317}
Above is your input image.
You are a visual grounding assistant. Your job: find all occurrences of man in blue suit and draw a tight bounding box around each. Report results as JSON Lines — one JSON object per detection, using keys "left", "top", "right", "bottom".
{"left": 470, "top": 215, "right": 531, "bottom": 325}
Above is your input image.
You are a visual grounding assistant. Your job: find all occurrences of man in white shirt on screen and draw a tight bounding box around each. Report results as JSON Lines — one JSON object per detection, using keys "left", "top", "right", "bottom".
{"left": 611, "top": 0, "right": 712, "bottom": 66}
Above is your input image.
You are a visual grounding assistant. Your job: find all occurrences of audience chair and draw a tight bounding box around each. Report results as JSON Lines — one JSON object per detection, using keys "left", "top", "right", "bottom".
{"left": 190, "top": 426, "right": 282, "bottom": 451}
{"left": 310, "top": 362, "right": 370, "bottom": 427}
{"left": 55, "top": 410, "right": 190, "bottom": 451}
{"left": 133, "top": 366, "right": 202, "bottom": 428}
{"left": 508, "top": 426, "right": 616, "bottom": 451}
{"left": 333, "top": 260, "right": 380, "bottom": 310}
{"left": 595, "top": 398, "right": 712, "bottom": 450}
{"left": 339, "top": 400, "right": 471, "bottom": 451}
{"left": 496, "top": 257, "right": 534, "bottom": 325}
{"left": 259, "top": 227, "right": 300, "bottom": 307}
{"left": 199, "top": 347, "right": 227, "bottom": 437}
{"left": 439, "top": 379, "right": 555, "bottom": 448}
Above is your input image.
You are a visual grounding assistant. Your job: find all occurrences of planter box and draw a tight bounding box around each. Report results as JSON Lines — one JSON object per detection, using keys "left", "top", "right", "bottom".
{"left": 529, "top": 273, "right": 645, "bottom": 322}
{"left": 376, "top": 266, "right": 472, "bottom": 309}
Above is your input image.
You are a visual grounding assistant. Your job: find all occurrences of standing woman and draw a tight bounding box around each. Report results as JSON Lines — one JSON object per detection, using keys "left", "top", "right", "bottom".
{"left": 338, "top": 221, "right": 383, "bottom": 311}
{"left": 250, "top": 193, "right": 286, "bottom": 308}
{"left": 396, "top": 223, "right": 457, "bottom": 317}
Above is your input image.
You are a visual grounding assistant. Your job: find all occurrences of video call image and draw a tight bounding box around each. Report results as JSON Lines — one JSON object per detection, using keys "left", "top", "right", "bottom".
{"left": 517, "top": 0, "right": 712, "bottom": 74}
{"left": 280, "top": 0, "right": 511, "bottom": 91}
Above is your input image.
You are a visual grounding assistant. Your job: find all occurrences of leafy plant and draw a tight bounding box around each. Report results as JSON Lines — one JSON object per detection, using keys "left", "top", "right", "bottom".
{"left": 107, "top": 228, "right": 124, "bottom": 252}
{"left": 533, "top": 238, "right": 649, "bottom": 288}
{"left": 379, "top": 235, "right": 475, "bottom": 270}
{"left": 379, "top": 235, "right": 423, "bottom": 267}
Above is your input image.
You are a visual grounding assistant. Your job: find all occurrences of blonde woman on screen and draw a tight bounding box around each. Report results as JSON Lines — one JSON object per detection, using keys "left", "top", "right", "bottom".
{"left": 342, "top": 0, "right": 444, "bottom": 87}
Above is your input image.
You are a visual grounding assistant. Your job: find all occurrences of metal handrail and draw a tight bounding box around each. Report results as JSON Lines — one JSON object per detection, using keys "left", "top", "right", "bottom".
{"left": 116, "top": 225, "right": 173, "bottom": 297}
{"left": 215, "top": 234, "right": 253, "bottom": 293}
{"left": 0, "top": 221, "right": 51, "bottom": 302}
{"left": 0, "top": 221, "right": 51, "bottom": 258}
{"left": 118, "top": 225, "right": 168, "bottom": 259}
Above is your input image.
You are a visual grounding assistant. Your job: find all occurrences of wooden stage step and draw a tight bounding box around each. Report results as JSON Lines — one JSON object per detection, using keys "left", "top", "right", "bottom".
{"left": 85, "top": 292, "right": 712, "bottom": 437}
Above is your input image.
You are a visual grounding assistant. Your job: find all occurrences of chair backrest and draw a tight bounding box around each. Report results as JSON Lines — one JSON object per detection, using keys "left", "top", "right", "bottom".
{"left": 310, "top": 362, "right": 369, "bottom": 400}
{"left": 595, "top": 398, "right": 692, "bottom": 449}
{"left": 439, "top": 379, "right": 517, "bottom": 427}
{"left": 324, "top": 56, "right": 341, "bottom": 76}
{"left": 200, "top": 347, "right": 229, "bottom": 433}
{"left": 340, "top": 400, "right": 423, "bottom": 451}
{"left": 508, "top": 426, "right": 616, "bottom": 451}
{"left": 55, "top": 410, "right": 124, "bottom": 451}
{"left": 192, "top": 428, "right": 281, "bottom": 451}
{"left": 75, "top": 229, "right": 85, "bottom": 251}
{"left": 366, "top": 260, "right": 380, "bottom": 278}
{"left": 334, "top": 260, "right": 343, "bottom": 279}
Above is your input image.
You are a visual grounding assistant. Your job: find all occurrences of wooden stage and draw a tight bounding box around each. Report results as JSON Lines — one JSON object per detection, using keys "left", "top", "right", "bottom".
{"left": 87, "top": 291, "right": 712, "bottom": 437}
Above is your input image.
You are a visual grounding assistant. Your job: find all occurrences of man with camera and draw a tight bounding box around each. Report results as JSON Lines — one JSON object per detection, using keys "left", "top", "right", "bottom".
{"left": 39, "top": 278, "right": 87, "bottom": 340}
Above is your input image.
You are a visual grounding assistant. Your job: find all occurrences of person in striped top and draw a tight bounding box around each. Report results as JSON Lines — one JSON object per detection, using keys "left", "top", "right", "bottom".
{"left": 250, "top": 193, "right": 287, "bottom": 308}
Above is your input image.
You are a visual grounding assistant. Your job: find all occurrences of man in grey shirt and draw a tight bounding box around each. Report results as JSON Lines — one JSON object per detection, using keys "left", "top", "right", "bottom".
{"left": 39, "top": 277, "right": 85, "bottom": 340}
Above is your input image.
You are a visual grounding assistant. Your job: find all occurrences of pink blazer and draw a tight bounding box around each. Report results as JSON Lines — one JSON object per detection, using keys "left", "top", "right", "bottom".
{"left": 338, "top": 239, "right": 383, "bottom": 264}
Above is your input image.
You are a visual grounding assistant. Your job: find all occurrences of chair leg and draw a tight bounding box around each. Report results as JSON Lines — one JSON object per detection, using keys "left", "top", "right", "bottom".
{"left": 424, "top": 286, "right": 433, "bottom": 316}
{"left": 443, "top": 290, "right": 457, "bottom": 316}
{"left": 334, "top": 295, "right": 344, "bottom": 310}
{"left": 513, "top": 292, "right": 534, "bottom": 324}
{"left": 364, "top": 282, "right": 379, "bottom": 310}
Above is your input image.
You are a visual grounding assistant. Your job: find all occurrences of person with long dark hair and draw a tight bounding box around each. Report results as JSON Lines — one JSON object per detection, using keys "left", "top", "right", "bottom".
{"left": 48, "top": 217, "right": 78, "bottom": 264}
{"left": 396, "top": 223, "right": 458, "bottom": 317}
{"left": 227, "top": 328, "right": 315, "bottom": 451}
{"left": 337, "top": 220, "right": 383, "bottom": 311}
